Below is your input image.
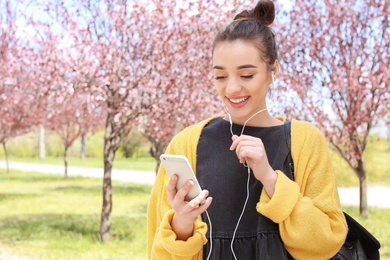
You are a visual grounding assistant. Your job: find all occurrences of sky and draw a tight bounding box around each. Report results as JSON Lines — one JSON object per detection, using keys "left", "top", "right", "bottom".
{"left": 12, "top": 0, "right": 293, "bottom": 37}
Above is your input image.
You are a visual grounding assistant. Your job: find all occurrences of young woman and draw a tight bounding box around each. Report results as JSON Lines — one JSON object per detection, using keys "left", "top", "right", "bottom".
{"left": 147, "top": 0, "right": 347, "bottom": 259}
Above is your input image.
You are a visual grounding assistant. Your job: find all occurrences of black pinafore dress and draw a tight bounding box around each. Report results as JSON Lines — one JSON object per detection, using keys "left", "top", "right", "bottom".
{"left": 196, "top": 118, "right": 293, "bottom": 260}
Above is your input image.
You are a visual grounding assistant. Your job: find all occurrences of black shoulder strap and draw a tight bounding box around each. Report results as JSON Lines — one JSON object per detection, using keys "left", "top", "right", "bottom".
{"left": 284, "top": 121, "right": 294, "bottom": 180}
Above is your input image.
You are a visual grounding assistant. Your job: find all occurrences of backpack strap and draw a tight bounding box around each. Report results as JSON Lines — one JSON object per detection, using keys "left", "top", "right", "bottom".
{"left": 284, "top": 121, "right": 294, "bottom": 180}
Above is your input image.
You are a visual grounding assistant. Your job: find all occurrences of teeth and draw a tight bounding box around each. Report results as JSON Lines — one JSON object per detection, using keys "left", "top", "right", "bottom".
{"left": 229, "top": 97, "right": 248, "bottom": 104}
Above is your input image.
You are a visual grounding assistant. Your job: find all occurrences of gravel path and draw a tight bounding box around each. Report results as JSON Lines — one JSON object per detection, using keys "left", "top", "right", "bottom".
{"left": 1, "top": 160, "right": 390, "bottom": 208}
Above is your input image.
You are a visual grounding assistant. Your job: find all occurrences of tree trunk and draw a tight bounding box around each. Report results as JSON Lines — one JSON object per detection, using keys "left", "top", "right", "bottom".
{"left": 39, "top": 125, "right": 46, "bottom": 159}
{"left": 101, "top": 143, "right": 114, "bottom": 243}
{"left": 100, "top": 113, "right": 122, "bottom": 243}
{"left": 80, "top": 133, "right": 86, "bottom": 160}
{"left": 64, "top": 147, "right": 68, "bottom": 179}
{"left": 355, "top": 158, "right": 368, "bottom": 218}
{"left": 2, "top": 141, "right": 9, "bottom": 174}
{"left": 150, "top": 141, "right": 167, "bottom": 175}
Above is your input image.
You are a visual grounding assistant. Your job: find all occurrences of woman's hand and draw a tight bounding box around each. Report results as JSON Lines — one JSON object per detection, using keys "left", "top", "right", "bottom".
{"left": 230, "top": 134, "right": 277, "bottom": 197}
{"left": 167, "top": 174, "right": 212, "bottom": 241}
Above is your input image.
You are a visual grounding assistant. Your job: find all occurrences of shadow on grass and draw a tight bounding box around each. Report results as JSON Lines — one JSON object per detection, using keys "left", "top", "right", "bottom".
{"left": 0, "top": 172, "right": 65, "bottom": 182}
{"left": 48, "top": 183, "right": 151, "bottom": 195}
{"left": 0, "top": 213, "right": 145, "bottom": 243}
{"left": 0, "top": 193, "right": 41, "bottom": 202}
{"left": 0, "top": 171, "right": 152, "bottom": 195}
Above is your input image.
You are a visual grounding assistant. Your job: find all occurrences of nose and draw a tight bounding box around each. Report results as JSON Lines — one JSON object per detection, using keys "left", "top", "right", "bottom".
{"left": 226, "top": 77, "right": 241, "bottom": 94}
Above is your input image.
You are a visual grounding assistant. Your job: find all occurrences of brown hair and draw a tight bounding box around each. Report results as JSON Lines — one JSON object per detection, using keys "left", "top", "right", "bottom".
{"left": 213, "top": 0, "right": 278, "bottom": 71}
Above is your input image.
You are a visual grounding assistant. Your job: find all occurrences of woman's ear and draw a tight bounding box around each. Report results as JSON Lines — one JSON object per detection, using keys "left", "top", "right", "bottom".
{"left": 271, "top": 60, "right": 279, "bottom": 80}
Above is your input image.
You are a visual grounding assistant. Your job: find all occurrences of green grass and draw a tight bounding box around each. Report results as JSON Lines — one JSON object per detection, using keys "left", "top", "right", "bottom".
{"left": 0, "top": 170, "right": 151, "bottom": 259}
{"left": 0, "top": 170, "right": 389, "bottom": 259}
{"left": 0, "top": 137, "right": 389, "bottom": 258}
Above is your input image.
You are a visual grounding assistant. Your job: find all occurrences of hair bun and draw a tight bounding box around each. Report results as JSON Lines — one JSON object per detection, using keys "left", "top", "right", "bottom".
{"left": 234, "top": 0, "right": 275, "bottom": 26}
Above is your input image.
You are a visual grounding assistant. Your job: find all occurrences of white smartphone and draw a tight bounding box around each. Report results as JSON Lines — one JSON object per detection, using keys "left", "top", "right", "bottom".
{"left": 160, "top": 154, "right": 203, "bottom": 202}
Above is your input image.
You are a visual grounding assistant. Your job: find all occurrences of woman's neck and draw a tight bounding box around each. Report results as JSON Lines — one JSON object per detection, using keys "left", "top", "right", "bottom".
{"left": 224, "top": 111, "right": 283, "bottom": 128}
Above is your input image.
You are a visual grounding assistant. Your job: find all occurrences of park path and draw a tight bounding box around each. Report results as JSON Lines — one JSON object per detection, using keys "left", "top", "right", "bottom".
{"left": 1, "top": 160, "right": 390, "bottom": 208}
{"left": 0, "top": 160, "right": 155, "bottom": 185}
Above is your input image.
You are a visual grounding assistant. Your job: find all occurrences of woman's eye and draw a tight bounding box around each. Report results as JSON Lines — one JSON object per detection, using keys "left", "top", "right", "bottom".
{"left": 214, "top": 76, "right": 226, "bottom": 80}
{"left": 241, "top": 75, "right": 254, "bottom": 79}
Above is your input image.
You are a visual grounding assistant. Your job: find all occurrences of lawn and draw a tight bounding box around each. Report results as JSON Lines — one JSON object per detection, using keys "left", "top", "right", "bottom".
{"left": 1, "top": 121, "right": 388, "bottom": 258}
{"left": 0, "top": 170, "right": 389, "bottom": 259}
{"left": 0, "top": 170, "right": 151, "bottom": 259}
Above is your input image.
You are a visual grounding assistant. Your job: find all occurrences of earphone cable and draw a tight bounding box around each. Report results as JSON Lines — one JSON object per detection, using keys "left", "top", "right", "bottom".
{"left": 205, "top": 210, "right": 213, "bottom": 260}
{"left": 230, "top": 166, "right": 251, "bottom": 260}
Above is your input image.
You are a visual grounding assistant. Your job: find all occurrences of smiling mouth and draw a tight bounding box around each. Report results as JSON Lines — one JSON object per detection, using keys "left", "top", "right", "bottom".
{"left": 228, "top": 97, "right": 249, "bottom": 104}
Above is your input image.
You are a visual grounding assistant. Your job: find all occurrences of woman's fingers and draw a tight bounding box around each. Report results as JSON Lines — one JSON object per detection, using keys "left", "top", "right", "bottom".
{"left": 167, "top": 173, "right": 213, "bottom": 234}
{"left": 187, "top": 189, "right": 209, "bottom": 208}
{"left": 230, "top": 135, "right": 265, "bottom": 164}
{"left": 168, "top": 176, "right": 211, "bottom": 210}
{"left": 175, "top": 179, "right": 195, "bottom": 203}
{"left": 167, "top": 174, "right": 178, "bottom": 203}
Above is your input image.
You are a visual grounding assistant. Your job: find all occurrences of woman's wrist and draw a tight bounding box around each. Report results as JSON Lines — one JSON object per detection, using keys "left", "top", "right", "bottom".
{"left": 171, "top": 213, "right": 194, "bottom": 241}
{"left": 260, "top": 167, "right": 278, "bottom": 198}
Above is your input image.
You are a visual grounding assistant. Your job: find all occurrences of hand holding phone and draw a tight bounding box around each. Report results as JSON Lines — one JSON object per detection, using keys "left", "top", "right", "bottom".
{"left": 160, "top": 154, "right": 203, "bottom": 202}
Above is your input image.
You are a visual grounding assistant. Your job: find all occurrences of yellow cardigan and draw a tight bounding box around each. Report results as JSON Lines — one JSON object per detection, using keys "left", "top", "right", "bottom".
{"left": 147, "top": 117, "right": 347, "bottom": 260}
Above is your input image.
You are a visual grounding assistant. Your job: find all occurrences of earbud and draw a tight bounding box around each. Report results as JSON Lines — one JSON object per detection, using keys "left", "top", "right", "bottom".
{"left": 221, "top": 101, "right": 233, "bottom": 125}
{"left": 271, "top": 71, "right": 275, "bottom": 84}
{"left": 227, "top": 112, "right": 232, "bottom": 125}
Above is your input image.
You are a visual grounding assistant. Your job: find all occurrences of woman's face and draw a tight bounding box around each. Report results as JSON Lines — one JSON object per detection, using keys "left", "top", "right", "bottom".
{"left": 212, "top": 40, "right": 272, "bottom": 125}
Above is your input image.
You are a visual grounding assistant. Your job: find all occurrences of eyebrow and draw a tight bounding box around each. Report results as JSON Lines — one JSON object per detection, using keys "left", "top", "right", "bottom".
{"left": 213, "top": 64, "right": 258, "bottom": 70}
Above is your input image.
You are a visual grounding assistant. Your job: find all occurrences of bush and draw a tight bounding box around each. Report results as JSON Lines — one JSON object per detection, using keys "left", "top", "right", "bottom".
{"left": 119, "top": 129, "right": 151, "bottom": 158}
{"left": 0, "top": 129, "right": 105, "bottom": 159}
{"left": 85, "top": 131, "right": 105, "bottom": 158}
{"left": 332, "top": 137, "right": 390, "bottom": 187}
{"left": 0, "top": 132, "right": 39, "bottom": 157}
{"left": 0, "top": 127, "right": 151, "bottom": 160}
